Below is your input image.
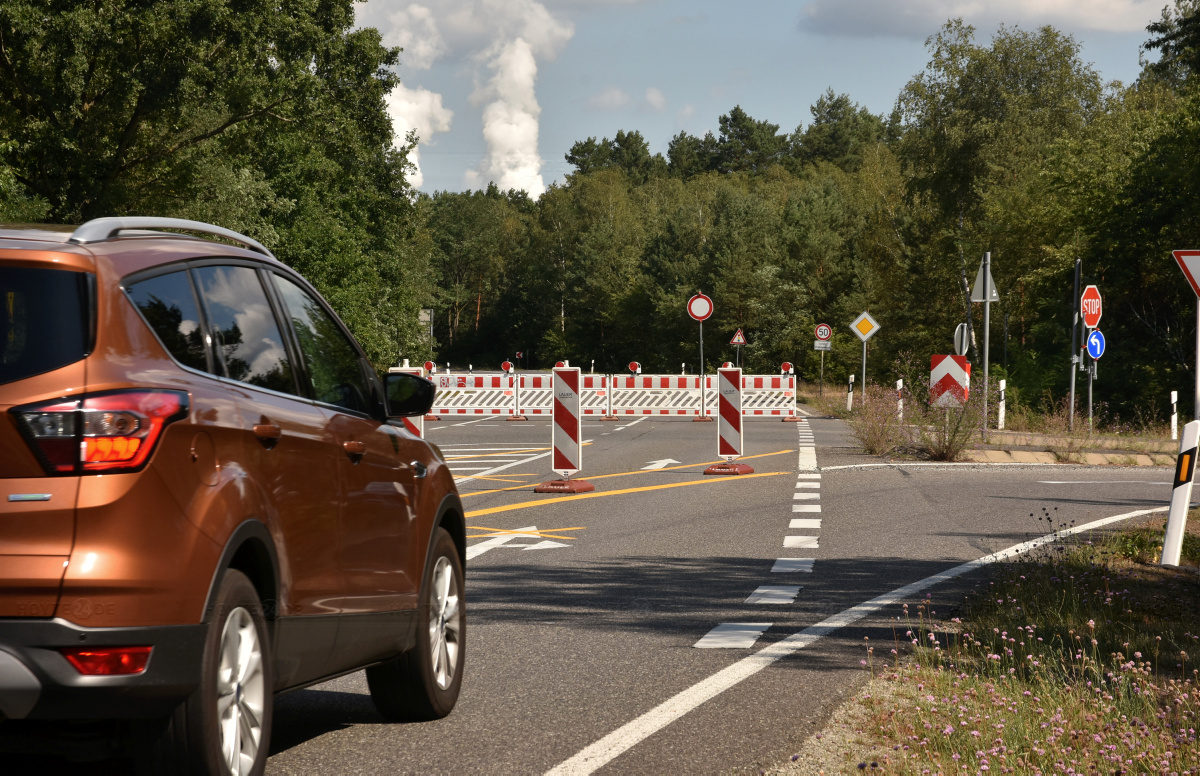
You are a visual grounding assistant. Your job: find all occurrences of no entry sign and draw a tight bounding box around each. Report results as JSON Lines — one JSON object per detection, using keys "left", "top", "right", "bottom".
{"left": 1081, "top": 285, "right": 1102, "bottom": 329}
{"left": 930, "top": 355, "right": 971, "bottom": 408}
{"left": 687, "top": 293, "right": 713, "bottom": 321}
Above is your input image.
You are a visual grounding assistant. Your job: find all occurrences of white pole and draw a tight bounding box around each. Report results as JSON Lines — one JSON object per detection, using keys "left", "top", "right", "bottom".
{"left": 846, "top": 373, "right": 855, "bottom": 412}
{"left": 1163, "top": 420, "right": 1200, "bottom": 566}
{"left": 982, "top": 252, "right": 991, "bottom": 443}
{"left": 998, "top": 379, "right": 1007, "bottom": 431}
{"left": 896, "top": 379, "right": 903, "bottom": 423}
{"left": 1172, "top": 390, "right": 1179, "bottom": 441}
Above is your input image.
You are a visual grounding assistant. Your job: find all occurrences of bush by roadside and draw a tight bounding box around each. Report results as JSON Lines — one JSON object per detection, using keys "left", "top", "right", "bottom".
{"left": 774, "top": 515, "right": 1200, "bottom": 773}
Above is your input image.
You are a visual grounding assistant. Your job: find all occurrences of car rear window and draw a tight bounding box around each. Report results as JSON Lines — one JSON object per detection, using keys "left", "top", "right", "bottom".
{"left": 126, "top": 270, "right": 209, "bottom": 372}
{"left": 0, "top": 267, "right": 92, "bottom": 385}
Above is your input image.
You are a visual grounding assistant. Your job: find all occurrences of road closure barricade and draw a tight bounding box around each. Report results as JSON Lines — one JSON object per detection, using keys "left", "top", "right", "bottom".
{"left": 429, "top": 372, "right": 798, "bottom": 419}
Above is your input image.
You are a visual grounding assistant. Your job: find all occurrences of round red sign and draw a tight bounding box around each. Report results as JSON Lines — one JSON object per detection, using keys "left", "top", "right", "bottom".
{"left": 781, "top": 361, "right": 793, "bottom": 373}
{"left": 554, "top": 361, "right": 565, "bottom": 368}
{"left": 628, "top": 361, "right": 640, "bottom": 373}
{"left": 501, "top": 361, "right": 513, "bottom": 372}
{"left": 814, "top": 323, "right": 832, "bottom": 341}
{"left": 423, "top": 361, "right": 435, "bottom": 373}
{"left": 687, "top": 293, "right": 713, "bottom": 322}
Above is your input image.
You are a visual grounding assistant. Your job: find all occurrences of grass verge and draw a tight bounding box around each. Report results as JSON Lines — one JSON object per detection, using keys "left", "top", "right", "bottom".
{"left": 777, "top": 515, "right": 1200, "bottom": 774}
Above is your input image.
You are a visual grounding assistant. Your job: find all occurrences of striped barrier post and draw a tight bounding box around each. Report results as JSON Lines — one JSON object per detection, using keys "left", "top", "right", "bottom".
{"left": 603, "top": 374, "right": 618, "bottom": 420}
{"left": 1162, "top": 420, "right": 1199, "bottom": 566}
{"left": 705, "top": 367, "right": 754, "bottom": 475}
{"left": 507, "top": 363, "right": 527, "bottom": 421}
{"left": 535, "top": 367, "right": 594, "bottom": 493}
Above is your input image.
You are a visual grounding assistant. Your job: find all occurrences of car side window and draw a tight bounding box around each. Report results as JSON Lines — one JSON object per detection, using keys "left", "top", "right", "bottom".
{"left": 272, "top": 274, "right": 372, "bottom": 414}
{"left": 193, "top": 265, "right": 297, "bottom": 395}
{"left": 125, "top": 270, "right": 209, "bottom": 373}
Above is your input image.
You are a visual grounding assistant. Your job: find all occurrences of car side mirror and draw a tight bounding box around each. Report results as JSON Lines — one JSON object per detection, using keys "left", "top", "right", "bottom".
{"left": 384, "top": 372, "right": 436, "bottom": 417}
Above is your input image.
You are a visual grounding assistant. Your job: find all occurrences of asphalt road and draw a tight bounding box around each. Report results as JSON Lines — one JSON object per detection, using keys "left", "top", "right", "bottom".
{"left": 261, "top": 411, "right": 1176, "bottom": 774}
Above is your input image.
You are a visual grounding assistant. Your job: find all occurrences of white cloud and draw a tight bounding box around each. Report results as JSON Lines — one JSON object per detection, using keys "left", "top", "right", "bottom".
{"left": 644, "top": 87, "right": 666, "bottom": 111}
{"left": 801, "top": 0, "right": 1161, "bottom": 38}
{"left": 588, "top": 86, "right": 632, "bottom": 110}
{"left": 385, "top": 85, "right": 454, "bottom": 188}
{"left": 381, "top": 4, "right": 447, "bottom": 70}
{"left": 678, "top": 104, "right": 696, "bottom": 123}
{"left": 464, "top": 39, "right": 548, "bottom": 196}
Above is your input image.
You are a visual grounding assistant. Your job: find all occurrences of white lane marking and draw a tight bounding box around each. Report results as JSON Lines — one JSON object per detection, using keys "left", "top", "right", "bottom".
{"left": 771, "top": 558, "right": 815, "bottom": 573}
{"left": 693, "top": 623, "right": 772, "bottom": 649}
{"left": 451, "top": 416, "right": 497, "bottom": 427}
{"left": 820, "top": 462, "right": 1064, "bottom": 471}
{"left": 789, "top": 518, "right": 821, "bottom": 529}
{"left": 795, "top": 482, "right": 820, "bottom": 489}
{"left": 797, "top": 448, "right": 817, "bottom": 471}
{"left": 1038, "top": 480, "right": 1170, "bottom": 485}
{"left": 444, "top": 459, "right": 521, "bottom": 463}
{"left": 439, "top": 445, "right": 552, "bottom": 450}
{"left": 792, "top": 493, "right": 820, "bottom": 500}
{"left": 796, "top": 474, "right": 821, "bottom": 480}
{"left": 454, "top": 452, "right": 552, "bottom": 486}
{"left": 616, "top": 417, "right": 650, "bottom": 431}
{"left": 466, "top": 525, "right": 538, "bottom": 560}
{"left": 795, "top": 407, "right": 813, "bottom": 416}
{"left": 791, "top": 504, "right": 821, "bottom": 513}
{"left": 783, "top": 536, "right": 819, "bottom": 548}
{"left": 642, "top": 459, "right": 681, "bottom": 470}
{"left": 501, "top": 540, "right": 571, "bottom": 551}
{"left": 745, "top": 585, "right": 802, "bottom": 604}
{"left": 547, "top": 505, "right": 1169, "bottom": 776}
{"left": 448, "top": 467, "right": 495, "bottom": 472}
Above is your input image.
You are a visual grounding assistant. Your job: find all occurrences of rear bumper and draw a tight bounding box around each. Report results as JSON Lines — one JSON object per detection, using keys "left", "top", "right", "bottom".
{"left": 0, "top": 618, "right": 204, "bottom": 720}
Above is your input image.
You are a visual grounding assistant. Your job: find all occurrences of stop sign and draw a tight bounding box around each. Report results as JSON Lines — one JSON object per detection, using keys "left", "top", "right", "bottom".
{"left": 1081, "top": 285, "right": 1102, "bottom": 328}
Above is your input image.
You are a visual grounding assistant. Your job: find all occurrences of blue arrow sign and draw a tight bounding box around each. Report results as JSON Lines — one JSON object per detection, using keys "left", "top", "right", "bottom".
{"left": 1086, "top": 329, "right": 1106, "bottom": 359}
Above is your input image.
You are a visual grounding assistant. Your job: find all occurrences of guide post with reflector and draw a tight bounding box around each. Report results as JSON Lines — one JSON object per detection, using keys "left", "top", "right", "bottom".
{"left": 535, "top": 367, "right": 595, "bottom": 494}
{"left": 1162, "top": 420, "right": 1199, "bottom": 566}
{"left": 705, "top": 367, "right": 753, "bottom": 475}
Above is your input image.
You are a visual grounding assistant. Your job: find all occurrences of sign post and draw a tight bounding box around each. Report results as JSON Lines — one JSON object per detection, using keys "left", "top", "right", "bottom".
{"left": 850, "top": 312, "right": 880, "bottom": 395}
{"left": 814, "top": 323, "right": 831, "bottom": 397}
{"left": 1172, "top": 250, "right": 1200, "bottom": 420}
{"left": 1163, "top": 420, "right": 1200, "bottom": 566}
{"left": 705, "top": 367, "right": 753, "bottom": 475}
{"left": 971, "top": 253, "right": 1000, "bottom": 442}
{"left": 1068, "top": 259, "right": 1081, "bottom": 431}
{"left": 535, "top": 366, "right": 594, "bottom": 493}
{"left": 688, "top": 293, "right": 714, "bottom": 421}
{"left": 730, "top": 328, "right": 746, "bottom": 367}
{"left": 1085, "top": 328, "right": 1105, "bottom": 431}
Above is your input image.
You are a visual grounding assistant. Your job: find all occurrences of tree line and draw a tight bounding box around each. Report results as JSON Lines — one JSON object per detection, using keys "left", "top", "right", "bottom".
{"left": 4, "top": 2, "right": 1200, "bottom": 421}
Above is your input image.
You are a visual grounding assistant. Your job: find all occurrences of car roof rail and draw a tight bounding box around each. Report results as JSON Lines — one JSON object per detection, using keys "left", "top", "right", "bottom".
{"left": 69, "top": 217, "right": 275, "bottom": 259}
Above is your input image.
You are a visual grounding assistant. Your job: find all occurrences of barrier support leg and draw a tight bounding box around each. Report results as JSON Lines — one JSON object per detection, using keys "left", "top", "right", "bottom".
{"left": 704, "top": 460, "right": 754, "bottom": 475}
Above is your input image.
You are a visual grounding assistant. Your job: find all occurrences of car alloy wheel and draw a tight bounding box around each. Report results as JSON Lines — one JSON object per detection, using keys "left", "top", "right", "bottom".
{"left": 429, "top": 555, "right": 462, "bottom": 690}
{"left": 217, "top": 606, "right": 266, "bottom": 775}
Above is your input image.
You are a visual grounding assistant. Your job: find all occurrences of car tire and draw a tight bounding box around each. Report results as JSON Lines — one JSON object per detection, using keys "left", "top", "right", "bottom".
{"left": 367, "top": 527, "right": 464, "bottom": 722}
{"left": 134, "top": 569, "right": 273, "bottom": 775}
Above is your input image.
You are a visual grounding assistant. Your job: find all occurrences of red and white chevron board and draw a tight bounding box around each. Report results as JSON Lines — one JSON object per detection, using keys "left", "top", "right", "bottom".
{"left": 552, "top": 367, "right": 583, "bottom": 477}
{"left": 717, "top": 367, "right": 743, "bottom": 459}
{"left": 393, "top": 368, "right": 425, "bottom": 437}
{"left": 930, "top": 355, "right": 971, "bottom": 408}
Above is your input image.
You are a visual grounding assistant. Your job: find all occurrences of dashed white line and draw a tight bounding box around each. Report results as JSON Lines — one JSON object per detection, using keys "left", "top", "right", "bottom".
{"left": 795, "top": 482, "right": 820, "bottom": 489}
{"left": 771, "top": 558, "right": 814, "bottom": 573}
{"left": 791, "top": 504, "right": 821, "bottom": 513}
{"left": 693, "top": 623, "right": 772, "bottom": 649}
{"left": 745, "top": 586, "right": 802, "bottom": 604}
{"left": 783, "top": 536, "right": 819, "bottom": 548}
{"left": 789, "top": 518, "right": 821, "bottom": 529}
{"left": 792, "top": 493, "right": 820, "bottom": 500}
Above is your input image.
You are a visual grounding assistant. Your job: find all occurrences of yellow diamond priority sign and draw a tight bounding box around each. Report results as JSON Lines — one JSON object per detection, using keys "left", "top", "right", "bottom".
{"left": 850, "top": 311, "right": 880, "bottom": 342}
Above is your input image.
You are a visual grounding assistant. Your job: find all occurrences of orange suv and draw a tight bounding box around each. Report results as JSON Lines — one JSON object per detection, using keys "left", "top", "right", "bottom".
{"left": 0, "top": 218, "right": 464, "bottom": 773}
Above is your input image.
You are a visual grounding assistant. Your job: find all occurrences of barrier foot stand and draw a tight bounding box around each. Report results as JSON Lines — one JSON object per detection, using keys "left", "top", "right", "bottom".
{"left": 424, "top": 413, "right": 441, "bottom": 421}
{"left": 506, "top": 414, "right": 529, "bottom": 421}
{"left": 534, "top": 478, "right": 596, "bottom": 494}
{"left": 601, "top": 415, "right": 621, "bottom": 421}
{"left": 704, "top": 461, "right": 754, "bottom": 476}
{"left": 692, "top": 414, "right": 714, "bottom": 422}
{"left": 782, "top": 414, "right": 805, "bottom": 422}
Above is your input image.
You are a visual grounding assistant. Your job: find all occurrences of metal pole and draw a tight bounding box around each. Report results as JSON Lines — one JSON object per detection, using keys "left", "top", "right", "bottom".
{"left": 861, "top": 340, "right": 867, "bottom": 396}
{"left": 1088, "top": 358, "right": 1094, "bottom": 432}
{"left": 1195, "top": 300, "right": 1200, "bottom": 422}
{"left": 982, "top": 252, "right": 991, "bottom": 443}
{"left": 1069, "top": 259, "right": 1081, "bottom": 431}
{"left": 700, "top": 319, "right": 706, "bottom": 418}
{"left": 819, "top": 351, "right": 825, "bottom": 397}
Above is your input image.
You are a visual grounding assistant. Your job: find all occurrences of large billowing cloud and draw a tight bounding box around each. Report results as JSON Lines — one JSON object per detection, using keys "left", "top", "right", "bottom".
{"left": 385, "top": 86, "right": 453, "bottom": 188}
{"left": 359, "top": 0, "right": 574, "bottom": 197}
{"left": 801, "top": 0, "right": 1161, "bottom": 38}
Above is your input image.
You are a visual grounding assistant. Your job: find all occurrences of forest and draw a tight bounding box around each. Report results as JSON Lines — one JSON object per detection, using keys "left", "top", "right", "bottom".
{"left": 4, "top": 2, "right": 1200, "bottom": 421}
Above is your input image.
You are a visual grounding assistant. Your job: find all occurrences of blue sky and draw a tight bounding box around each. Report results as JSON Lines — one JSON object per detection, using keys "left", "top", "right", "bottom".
{"left": 354, "top": 0, "right": 1163, "bottom": 196}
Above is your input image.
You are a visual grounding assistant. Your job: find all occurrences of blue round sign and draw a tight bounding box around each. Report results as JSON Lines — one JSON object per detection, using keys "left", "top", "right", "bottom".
{"left": 1086, "top": 329, "right": 1106, "bottom": 359}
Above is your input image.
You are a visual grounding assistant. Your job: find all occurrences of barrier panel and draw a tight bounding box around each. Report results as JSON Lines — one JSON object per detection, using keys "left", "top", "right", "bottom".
{"left": 429, "top": 373, "right": 797, "bottom": 418}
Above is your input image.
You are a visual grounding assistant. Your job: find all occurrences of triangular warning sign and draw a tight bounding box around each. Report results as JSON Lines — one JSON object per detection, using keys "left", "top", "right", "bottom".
{"left": 730, "top": 328, "right": 746, "bottom": 345}
{"left": 970, "top": 261, "right": 1000, "bottom": 302}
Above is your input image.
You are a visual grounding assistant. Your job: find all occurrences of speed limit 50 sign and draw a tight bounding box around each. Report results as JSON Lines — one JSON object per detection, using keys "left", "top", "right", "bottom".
{"left": 814, "top": 323, "right": 832, "bottom": 341}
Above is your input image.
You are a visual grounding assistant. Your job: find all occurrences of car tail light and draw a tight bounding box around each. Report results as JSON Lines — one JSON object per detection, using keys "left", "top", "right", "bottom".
{"left": 11, "top": 390, "right": 188, "bottom": 475}
{"left": 61, "top": 646, "right": 152, "bottom": 675}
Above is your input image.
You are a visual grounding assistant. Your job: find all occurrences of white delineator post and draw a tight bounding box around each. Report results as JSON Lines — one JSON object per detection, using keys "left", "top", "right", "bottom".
{"left": 535, "top": 367, "right": 594, "bottom": 493}
{"left": 896, "top": 379, "right": 904, "bottom": 423}
{"left": 998, "top": 379, "right": 1007, "bottom": 431}
{"left": 1172, "top": 390, "right": 1179, "bottom": 441}
{"left": 846, "top": 373, "right": 855, "bottom": 412}
{"left": 1162, "top": 420, "right": 1200, "bottom": 566}
{"left": 705, "top": 367, "right": 754, "bottom": 475}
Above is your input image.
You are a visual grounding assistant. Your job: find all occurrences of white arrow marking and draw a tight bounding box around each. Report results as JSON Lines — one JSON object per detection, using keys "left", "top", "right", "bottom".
{"left": 466, "top": 525, "right": 537, "bottom": 560}
{"left": 503, "top": 540, "right": 571, "bottom": 551}
{"left": 641, "top": 459, "right": 681, "bottom": 470}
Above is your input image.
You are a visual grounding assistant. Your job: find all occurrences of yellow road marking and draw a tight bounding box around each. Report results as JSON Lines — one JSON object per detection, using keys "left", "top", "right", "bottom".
{"left": 445, "top": 447, "right": 550, "bottom": 460}
{"left": 459, "top": 449, "right": 796, "bottom": 498}
{"left": 466, "top": 526, "right": 585, "bottom": 539}
{"left": 458, "top": 474, "right": 540, "bottom": 483}
{"left": 465, "top": 472, "right": 788, "bottom": 519}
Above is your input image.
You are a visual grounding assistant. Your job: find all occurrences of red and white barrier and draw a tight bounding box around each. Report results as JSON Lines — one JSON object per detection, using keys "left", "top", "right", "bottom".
{"left": 931, "top": 355, "right": 971, "bottom": 407}
{"left": 705, "top": 367, "right": 754, "bottom": 475}
{"left": 387, "top": 366, "right": 426, "bottom": 437}
{"left": 535, "top": 367, "right": 594, "bottom": 493}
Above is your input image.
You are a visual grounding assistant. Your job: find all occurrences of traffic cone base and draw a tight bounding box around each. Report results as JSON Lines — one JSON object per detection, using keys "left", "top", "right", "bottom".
{"left": 692, "top": 415, "right": 714, "bottom": 422}
{"left": 782, "top": 416, "right": 805, "bottom": 422}
{"left": 506, "top": 415, "right": 529, "bottom": 421}
{"left": 534, "top": 479, "right": 595, "bottom": 494}
{"left": 424, "top": 414, "right": 441, "bottom": 421}
{"left": 703, "top": 462, "right": 754, "bottom": 476}
{"left": 601, "top": 415, "right": 621, "bottom": 421}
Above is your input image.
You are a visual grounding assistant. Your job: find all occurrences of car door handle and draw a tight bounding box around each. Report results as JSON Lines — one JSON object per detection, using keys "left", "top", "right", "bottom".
{"left": 343, "top": 440, "right": 367, "bottom": 460}
{"left": 411, "top": 461, "right": 428, "bottom": 478}
{"left": 252, "top": 424, "right": 281, "bottom": 448}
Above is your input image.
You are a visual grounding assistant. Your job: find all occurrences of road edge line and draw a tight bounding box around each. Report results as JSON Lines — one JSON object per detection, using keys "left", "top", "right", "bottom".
{"left": 545, "top": 505, "right": 1168, "bottom": 776}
